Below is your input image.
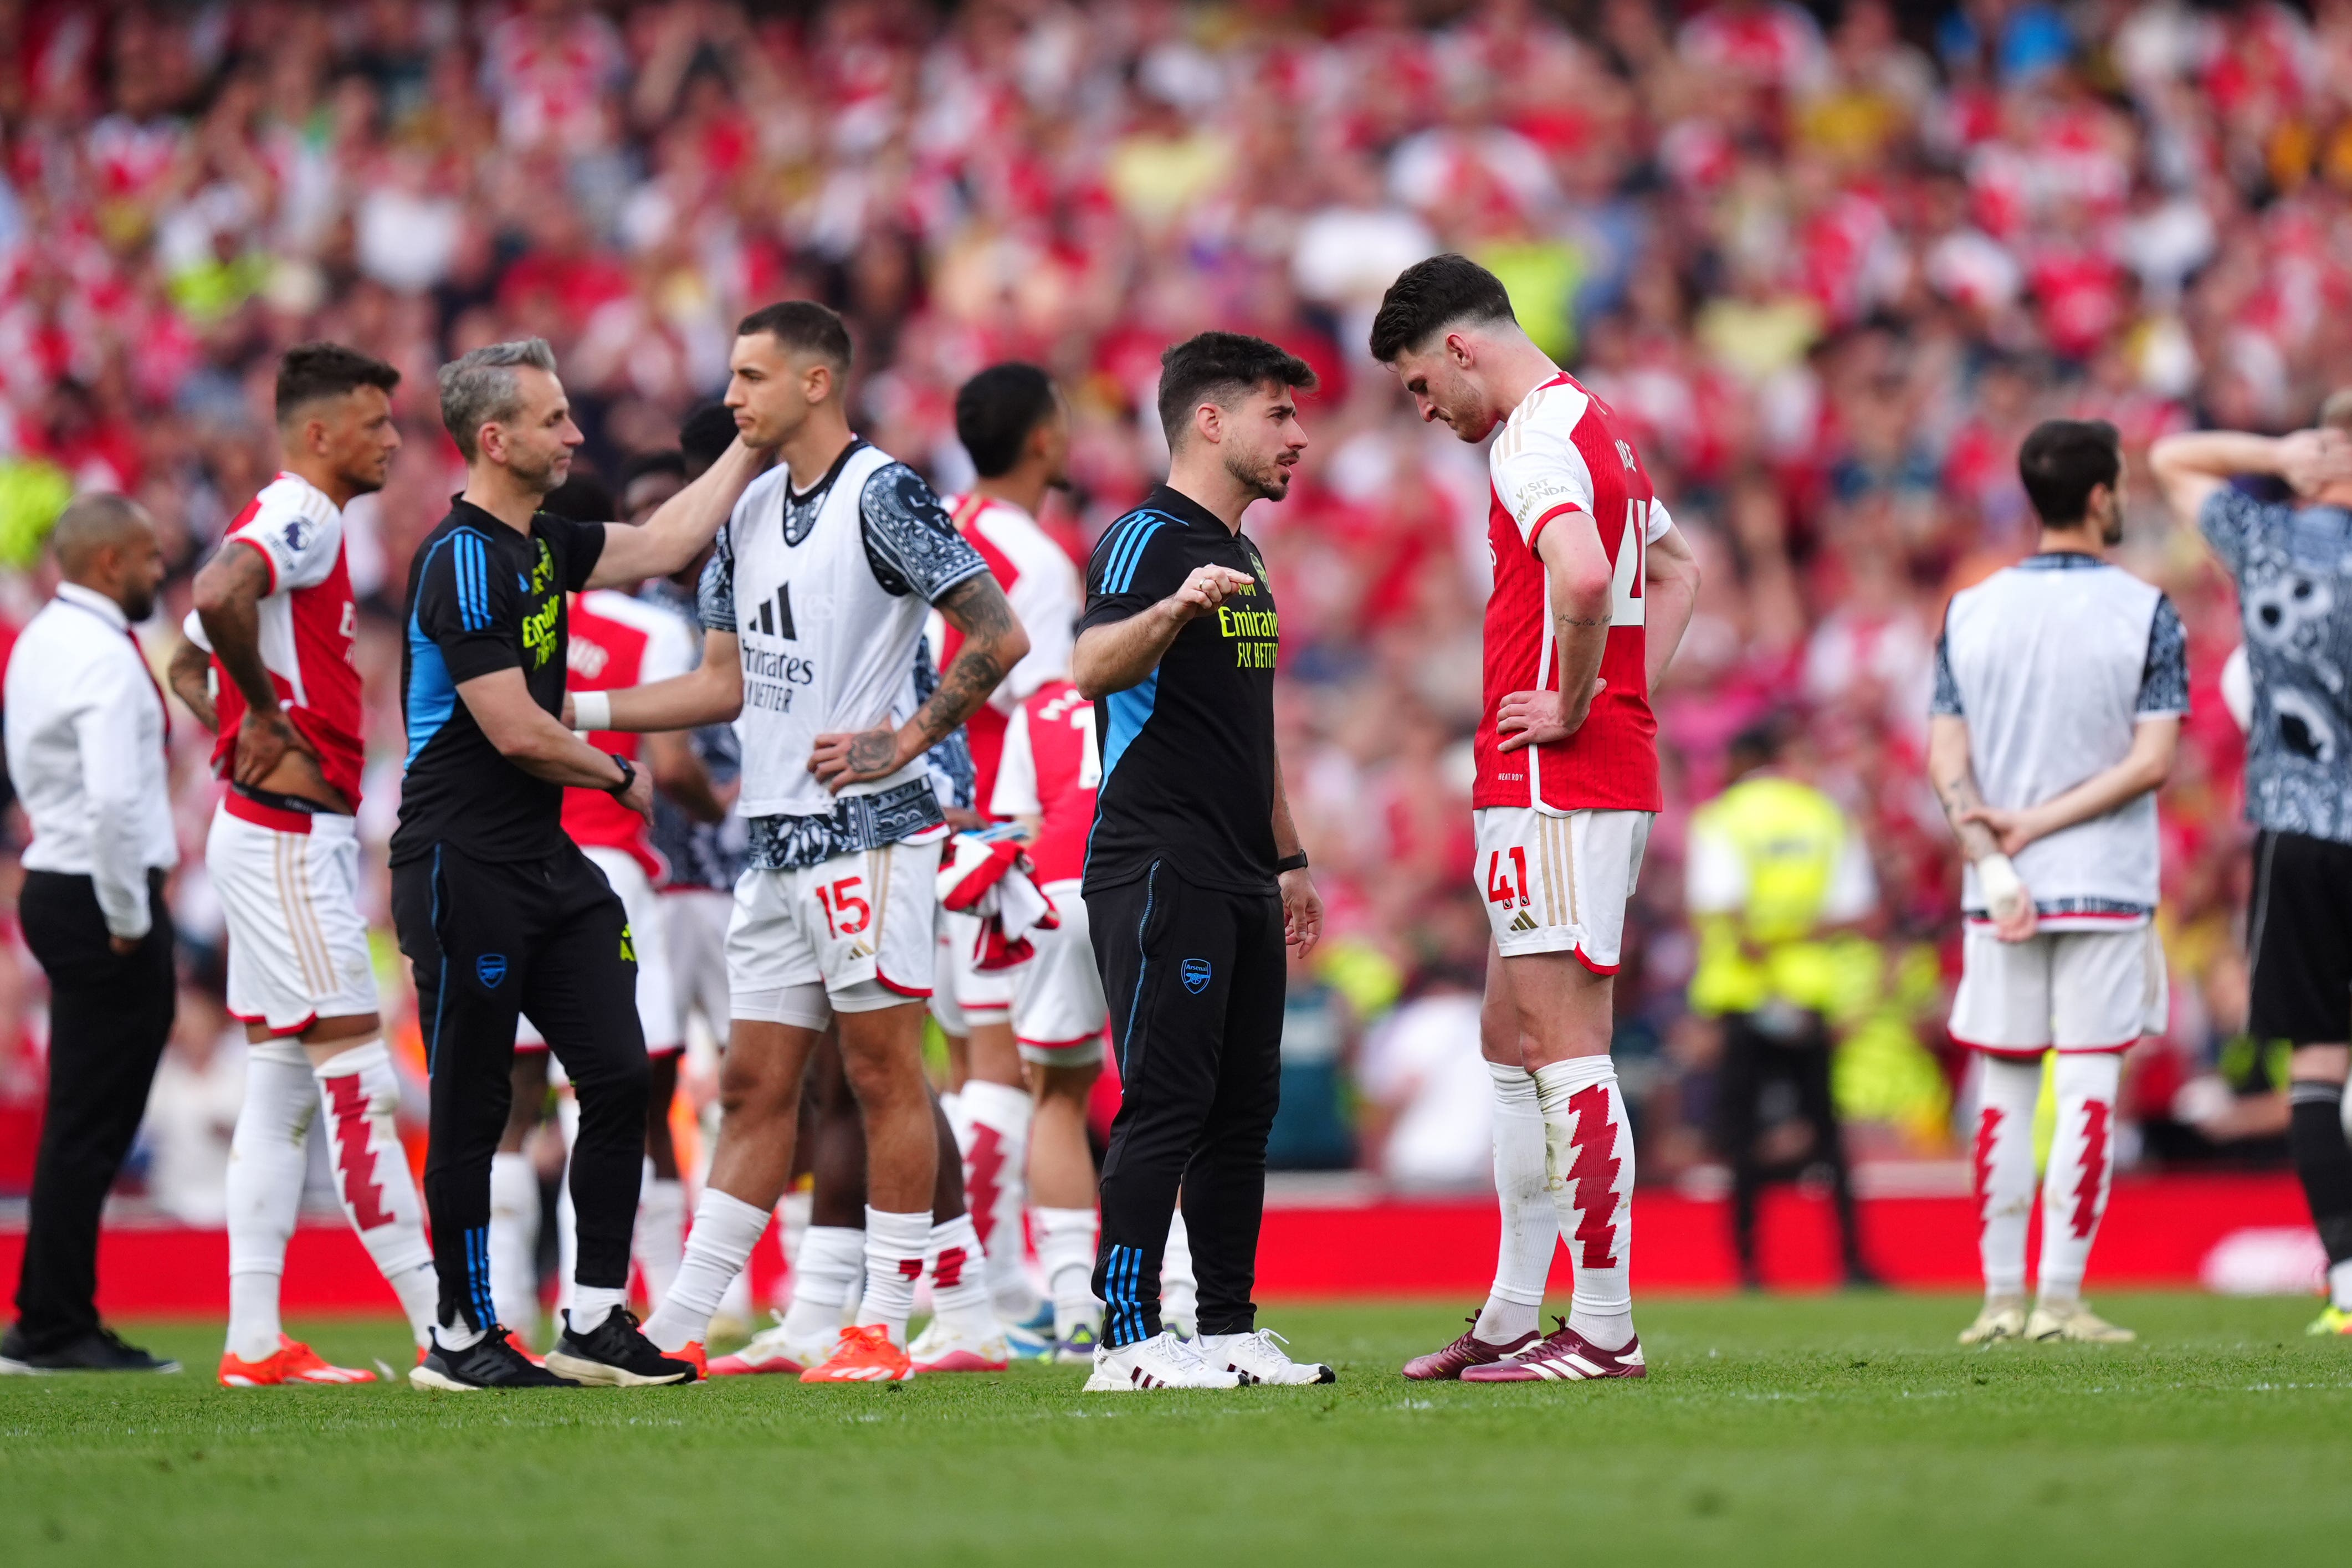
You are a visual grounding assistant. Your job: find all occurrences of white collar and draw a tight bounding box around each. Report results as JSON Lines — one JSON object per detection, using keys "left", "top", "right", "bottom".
{"left": 54, "top": 581, "right": 129, "bottom": 631}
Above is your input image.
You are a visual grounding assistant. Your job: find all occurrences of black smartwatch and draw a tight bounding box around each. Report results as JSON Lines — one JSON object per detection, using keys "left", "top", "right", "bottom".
{"left": 1275, "top": 852, "right": 1309, "bottom": 874}
{"left": 606, "top": 754, "right": 637, "bottom": 797}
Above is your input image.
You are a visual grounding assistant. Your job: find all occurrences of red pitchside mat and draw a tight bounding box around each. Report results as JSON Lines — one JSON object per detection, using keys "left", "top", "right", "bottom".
{"left": 0, "top": 1174, "right": 2309, "bottom": 1315}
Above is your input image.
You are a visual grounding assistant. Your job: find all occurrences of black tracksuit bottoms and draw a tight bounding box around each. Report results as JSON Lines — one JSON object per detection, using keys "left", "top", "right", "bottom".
{"left": 13, "top": 872, "right": 174, "bottom": 1350}
{"left": 391, "top": 842, "right": 648, "bottom": 1334}
{"left": 1087, "top": 861, "right": 1285, "bottom": 1346}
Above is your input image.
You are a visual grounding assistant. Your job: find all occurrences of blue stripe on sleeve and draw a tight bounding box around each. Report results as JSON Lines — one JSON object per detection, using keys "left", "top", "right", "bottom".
{"left": 1107, "top": 515, "right": 1171, "bottom": 595}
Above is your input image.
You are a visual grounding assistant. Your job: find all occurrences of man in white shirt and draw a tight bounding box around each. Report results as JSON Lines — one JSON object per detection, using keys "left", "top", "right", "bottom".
{"left": 0, "top": 494, "right": 180, "bottom": 1375}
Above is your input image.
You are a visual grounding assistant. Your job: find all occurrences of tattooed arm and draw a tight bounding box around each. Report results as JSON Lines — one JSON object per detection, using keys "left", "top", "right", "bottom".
{"left": 808, "top": 572, "right": 1029, "bottom": 792}
{"left": 1928, "top": 713, "right": 2034, "bottom": 942}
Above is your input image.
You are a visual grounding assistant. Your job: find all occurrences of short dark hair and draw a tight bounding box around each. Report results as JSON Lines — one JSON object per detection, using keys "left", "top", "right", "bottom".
{"left": 678, "top": 402, "right": 739, "bottom": 475}
{"left": 2017, "top": 418, "right": 2121, "bottom": 527}
{"left": 618, "top": 449, "right": 687, "bottom": 493}
{"left": 1155, "top": 332, "right": 1317, "bottom": 448}
{"left": 735, "top": 300, "right": 852, "bottom": 371}
{"left": 275, "top": 341, "right": 400, "bottom": 423}
{"left": 1368, "top": 254, "right": 1518, "bottom": 363}
{"left": 955, "top": 363, "right": 1059, "bottom": 478}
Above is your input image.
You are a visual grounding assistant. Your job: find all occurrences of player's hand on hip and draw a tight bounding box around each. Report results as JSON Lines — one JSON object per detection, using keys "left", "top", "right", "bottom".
{"left": 232, "top": 709, "right": 315, "bottom": 786}
{"left": 808, "top": 724, "right": 907, "bottom": 792}
{"left": 1494, "top": 681, "right": 1604, "bottom": 752}
{"left": 1166, "top": 565, "right": 1256, "bottom": 622}
{"left": 1279, "top": 867, "right": 1323, "bottom": 959}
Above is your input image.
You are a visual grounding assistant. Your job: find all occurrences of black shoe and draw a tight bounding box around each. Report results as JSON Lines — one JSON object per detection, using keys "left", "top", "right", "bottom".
{"left": 0, "top": 1323, "right": 181, "bottom": 1374}
{"left": 410, "top": 1326, "right": 580, "bottom": 1391}
{"left": 1843, "top": 1262, "right": 1887, "bottom": 1290}
{"left": 544, "top": 1309, "right": 699, "bottom": 1387}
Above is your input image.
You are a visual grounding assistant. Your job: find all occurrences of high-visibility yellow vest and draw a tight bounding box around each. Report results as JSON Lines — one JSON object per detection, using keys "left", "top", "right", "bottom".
{"left": 1687, "top": 776, "right": 1869, "bottom": 1018}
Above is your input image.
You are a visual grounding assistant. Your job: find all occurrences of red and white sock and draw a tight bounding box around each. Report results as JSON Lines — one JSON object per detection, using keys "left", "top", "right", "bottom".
{"left": 1032, "top": 1205, "right": 1100, "bottom": 1340}
{"left": 314, "top": 1041, "right": 437, "bottom": 1349}
{"left": 925, "top": 1213, "right": 998, "bottom": 1338}
{"left": 644, "top": 1189, "right": 770, "bottom": 1351}
{"left": 958, "top": 1079, "right": 1037, "bottom": 1316}
{"left": 224, "top": 1041, "right": 312, "bottom": 1361}
{"left": 488, "top": 1151, "right": 542, "bottom": 1340}
{"left": 1477, "top": 1061, "right": 1550, "bottom": 1345}
{"left": 1533, "top": 1057, "right": 1635, "bottom": 1350}
{"left": 635, "top": 1166, "right": 686, "bottom": 1314}
{"left": 858, "top": 1207, "right": 933, "bottom": 1346}
{"left": 1972, "top": 1054, "right": 2042, "bottom": 1301}
{"left": 2038, "top": 1052, "right": 2123, "bottom": 1306}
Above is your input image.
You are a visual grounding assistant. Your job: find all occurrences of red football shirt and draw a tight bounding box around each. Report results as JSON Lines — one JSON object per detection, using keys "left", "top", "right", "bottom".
{"left": 1477, "top": 373, "right": 1672, "bottom": 814}
{"left": 561, "top": 589, "right": 696, "bottom": 879}
{"left": 988, "top": 679, "right": 1097, "bottom": 886}
{"left": 933, "top": 494, "right": 1080, "bottom": 814}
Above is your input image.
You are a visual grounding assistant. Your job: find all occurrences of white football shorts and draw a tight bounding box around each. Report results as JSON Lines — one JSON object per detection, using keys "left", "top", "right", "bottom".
{"left": 208, "top": 797, "right": 380, "bottom": 1035}
{"left": 1949, "top": 921, "right": 2168, "bottom": 1055}
{"left": 1013, "top": 878, "right": 1106, "bottom": 1067}
{"left": 517, "top": 846, "right": 679, "bottom": 1055}
{"left": 929, "top": 907, "right": 1014, "bottom": 1038}
{"left": 1472, "top": 806, "right": 1652, "bottom": 972}
{"left": 727, "top": 836, "right": 941, "bottom": 1020}
{"left": 663, "top": 885, "right": 734, "bottom": 1047}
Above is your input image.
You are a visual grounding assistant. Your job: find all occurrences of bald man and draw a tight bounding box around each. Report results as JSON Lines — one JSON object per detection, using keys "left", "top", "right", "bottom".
{"left": 2, "top": 495, "right": 180, "bottom": 1374}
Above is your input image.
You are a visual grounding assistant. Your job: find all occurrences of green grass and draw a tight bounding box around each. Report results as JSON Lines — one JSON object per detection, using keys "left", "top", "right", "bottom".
{"left": 3, "top": 1294, "right": 2350, "bottom": 1566}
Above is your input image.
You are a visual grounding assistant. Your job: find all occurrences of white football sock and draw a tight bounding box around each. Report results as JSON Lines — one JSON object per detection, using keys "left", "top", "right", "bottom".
{"left": 957, "top": 1079, "right": 1037, "bottom": 1315}
{"left": 312, "top": 1041, "right": 437, "bottom": 1349}
{"left": 2037, "top": 1052, "right": 2123, "bottom": 1306}
{"left": 1533, "top": 1056, "right": 1636, "bottom": 1351}
{"left": 488, "top": 1151, "right": 542, "bottom": 1338}
{"left": 636, "top": 1171, "right": 686, "bottom": 1313}
{"left": 436, "top": 1319, "right": 486, "bottom": 1350}
{"left": 926, "top": 1213, "right": 998, "bottom": 1338}
{"left": 569, "top": 1282, "right": 627, "bottom": 1337}
{"left": 858, "top": 1207, "right": 933, "bottom": 1346}
{"left": 783, "top": 1224, "right": 865, "bottom": 1344}
{"left": 2330, "top": 1258, "right": 2352, "bottom": 1313}
{"left": 1477, "top": 1060, "right": 1550, "bottom": 1344}
{"left": 224, "top": 1040, "right": 312, "bottom": 1360}
{"left": 777, "top": 1188, "right": 813, "bottom": 1306}
{"left": 941, "top": 1089, "right": 970, "bottom": 1153}
{"left": 1974, "top": 1054, "right": 2043, "bottom": 1301}
{"left": 1033, "top": 1206, "right": 1100, "bottom": 1338}
{"left": 1161, "top": 1207, "right": 1198, "bottom": 1333}
{"left": 644, "top": 1189, "right": 771, "bottom": 1352}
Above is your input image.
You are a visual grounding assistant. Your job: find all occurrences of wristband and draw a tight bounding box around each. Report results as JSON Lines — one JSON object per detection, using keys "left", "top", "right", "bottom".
{"left": 1976, "top": 852, "right": 2026, "bottom": 914}
{"left": 606, "top": 754, "right": 637, "bottom": 798}
{"left": 572, "top": 690, "right": 612, "bottom": 732}
{"left": 1275, "top": 852, "right": 1309, "bottom": 875}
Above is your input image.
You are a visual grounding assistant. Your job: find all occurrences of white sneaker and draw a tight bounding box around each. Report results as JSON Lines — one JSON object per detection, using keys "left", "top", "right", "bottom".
{"left": 1082, "top": 1330, "right": 1242, "bottom": 1392}
{"left": 1196, "top": 1326, "right": 1336, "bottom": 1386}
{"left": 908, "top": 1318, "right": 1011, "bottom": 1373}
{"left": 2026, "top": 1300, "right": 2136, "bottom": 1344}
{"left": 706, "top": 1313, "right": 835, "bottom": 1377}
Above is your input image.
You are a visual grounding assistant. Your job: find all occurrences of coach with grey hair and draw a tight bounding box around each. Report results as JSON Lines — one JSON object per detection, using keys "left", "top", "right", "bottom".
{"left": 392, "top": 338, "right": 762, "bottom": 1390}
{"left": 1, "top": 495, "right": 178, "bottom": 1373}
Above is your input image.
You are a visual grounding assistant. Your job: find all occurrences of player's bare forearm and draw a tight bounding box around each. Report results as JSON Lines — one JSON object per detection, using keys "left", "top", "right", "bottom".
{"left": 1643, "top": 523, "right": 1701, "bottom": 690}
{"left": 586, "top": 439, "right": 765, "bottom": 588}
{"left": 596, "top": 635, "right": 745, "bottom": 731}
{"left": 192, "top": 541, "right": 281, "bottom": 716}
{"left": 1926, "top": 715, "right": 2005, "bottom": 864}
{"left": 909, "top": 575, "right": 1027, "bottom": 753}
{"left": 1976, "top": 717, "right": 2178, "bottom": 852}
{"left": 644, "top": 728, "right": 727, "bottom": 824}
{"left": 1073, "top": 603, "right": 1182, "bottom": 699}
{"left": 462, "top": 669, "right": 633, "bottom": 791}
{"left": 2150, "top": 428, "right": 2352, "bottom": 520}
{"left": 1536, "top": 518, "right": 1612, "bottom": 725}
{"left": 166, "top": 639, "right": 217, "bottom": 732}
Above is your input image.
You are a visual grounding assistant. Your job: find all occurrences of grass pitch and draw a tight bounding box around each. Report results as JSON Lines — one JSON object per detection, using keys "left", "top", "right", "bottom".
{"left": 3, "top": 1293, "right": 2348, "bottom": 1566}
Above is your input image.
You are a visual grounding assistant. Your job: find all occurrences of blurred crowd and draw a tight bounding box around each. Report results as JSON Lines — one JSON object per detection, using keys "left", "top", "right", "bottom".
{"left": 2, "top": 0, "right": 2341, "bottom": 1210}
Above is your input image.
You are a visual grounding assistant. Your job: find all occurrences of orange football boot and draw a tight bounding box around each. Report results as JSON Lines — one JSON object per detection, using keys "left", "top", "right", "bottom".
{"left": 798, "top": 1324, "right": 914, "bottom": 1383}
{"left": 219, "top": 1335, "right": 378, "bottom": 1387}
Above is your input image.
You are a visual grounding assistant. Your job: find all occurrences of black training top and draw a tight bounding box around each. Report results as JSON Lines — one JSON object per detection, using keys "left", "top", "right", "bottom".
{"left": 392, "top": 499, "right": 605, "bottom": 865}
{"left": 1080, "top": 482, "right": 1279, "bottom": 896}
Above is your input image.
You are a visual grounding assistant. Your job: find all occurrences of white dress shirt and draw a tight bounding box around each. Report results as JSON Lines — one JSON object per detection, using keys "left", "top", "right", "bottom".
{"left": 6, "top": 582, "right": 178, "bottom": 939}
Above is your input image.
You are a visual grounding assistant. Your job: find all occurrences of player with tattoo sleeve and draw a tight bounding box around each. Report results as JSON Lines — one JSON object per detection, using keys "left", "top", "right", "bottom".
{"left": 578, "top": 301, "right": 1028, "bottom": 1383}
